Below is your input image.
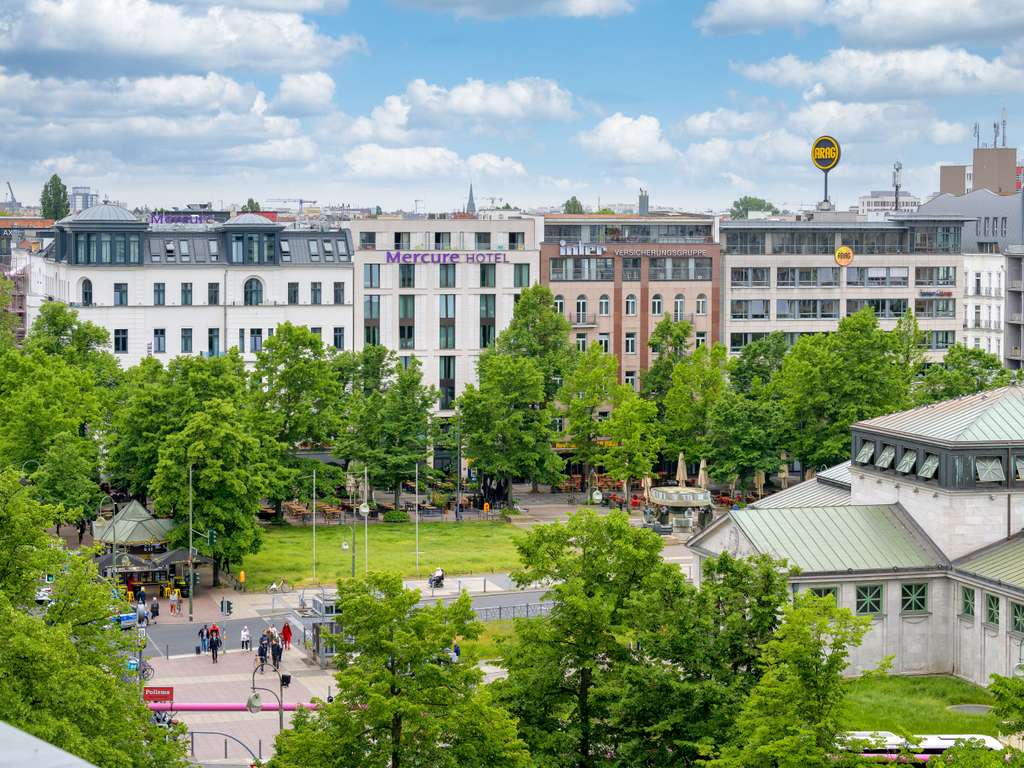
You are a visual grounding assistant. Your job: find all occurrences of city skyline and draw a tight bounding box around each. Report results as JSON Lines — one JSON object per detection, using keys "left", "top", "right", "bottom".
{"left": 2, "top": 0, "right": 1023, "bottom": 212}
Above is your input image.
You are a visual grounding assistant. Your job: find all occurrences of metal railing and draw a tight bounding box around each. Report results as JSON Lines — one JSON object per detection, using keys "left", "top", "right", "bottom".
{"left": 571, "top": 312, "right": 597, "bottom": 326}
{"left": 473, "top": 602, "right": 551, "bottom": 622}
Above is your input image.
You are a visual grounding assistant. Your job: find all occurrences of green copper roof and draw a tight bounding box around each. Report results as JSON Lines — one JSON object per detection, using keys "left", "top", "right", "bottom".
{"left": 956, "top": 536, "right": 1024, "bottom": 590}
{"left": 751, "top": 478, "right": 851, "bottom": 509}
{"left": 730, "top": 505, "right": 945, "bottom": 573}
{"left": 856, "top": 386, "right": 1024, "bottom": 444}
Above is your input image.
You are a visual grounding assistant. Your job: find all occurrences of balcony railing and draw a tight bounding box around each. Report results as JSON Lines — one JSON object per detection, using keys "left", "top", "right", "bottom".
{"left": 963, "top": 321, "right": 1004, "bottom": 331}
{"left": 622, "top": 268, "right": 641, "bottom": 281}
{"left": 965, "top": 287, "right": 1005, "bottom": 297}
{"left": 571, "top": 312, "right": 597, "bottom": 327}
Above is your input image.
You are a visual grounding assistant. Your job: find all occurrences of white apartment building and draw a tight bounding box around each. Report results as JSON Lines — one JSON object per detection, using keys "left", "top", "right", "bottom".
{"left": 32, "top": 205, "right": 354, "bottom": 367}
{"left": 720, "top": 214, "right": 969, "bottom": 360}
{"left": 348, "top": 216, "right": 539, "bottom": 412}
{"left": 857, "top": 189, "right": 920, "bottom": 215}
{"left": 962, "top": 253, "right": 1005, "bottom": 357}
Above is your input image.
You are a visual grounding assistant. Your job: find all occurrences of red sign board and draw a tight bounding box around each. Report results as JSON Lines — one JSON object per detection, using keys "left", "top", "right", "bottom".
{"left": 143, "top": 686, "right": 174, "bottom": 702}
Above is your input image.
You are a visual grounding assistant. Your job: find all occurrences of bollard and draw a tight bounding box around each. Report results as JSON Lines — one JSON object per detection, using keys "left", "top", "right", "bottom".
{"left": 224, "top": 739, "right": 228, "bottom": 759}
{"left": 166, "top": 644, "right": 169, "bottom": 659}
{"left": 259, "top": 740, "right": 262, "bottom": 759}
{"left": 483, "top": 579, "right": 487, "bottom": 593}
{"left": 191, "top": 732, "right": 195, "bottom": 757}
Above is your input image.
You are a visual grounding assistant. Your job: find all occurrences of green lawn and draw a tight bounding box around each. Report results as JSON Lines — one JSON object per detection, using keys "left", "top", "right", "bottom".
{"left": 242, "top": 520, "right": 525, "bottom": 589}
{"left": 841, "top": 674, "right": 999, "bottom": 735}
{"left": 462, "top": 620, "right": 516, "bottom": 661}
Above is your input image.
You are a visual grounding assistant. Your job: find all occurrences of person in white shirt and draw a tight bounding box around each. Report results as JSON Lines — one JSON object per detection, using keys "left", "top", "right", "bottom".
{"left": 240, "top": 625, "right": 251, "bottom": 652}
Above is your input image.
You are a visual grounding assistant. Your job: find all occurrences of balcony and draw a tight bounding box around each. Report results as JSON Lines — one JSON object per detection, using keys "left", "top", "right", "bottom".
{"left": 571, "top": 312, "right": 597, "bottom": 327}
{"left": 622, "top": 268, "right": 641, "bottom": 281}
{"left": 1011, "top": 280, "right": 1023, "bottom": 291}
{"left": 965, "top": 287, "right": 1005, "bottom": 297}
{"left": 963, "top": 321, "right": 1003, "bottom": 331}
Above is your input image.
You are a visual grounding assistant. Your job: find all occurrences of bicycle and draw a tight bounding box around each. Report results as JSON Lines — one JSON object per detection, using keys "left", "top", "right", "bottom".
{"left": 266, "top": 579, "right": 293, "bottom": 594}
{"left": 139, "top": 659, "right": 155, "bottom": 681}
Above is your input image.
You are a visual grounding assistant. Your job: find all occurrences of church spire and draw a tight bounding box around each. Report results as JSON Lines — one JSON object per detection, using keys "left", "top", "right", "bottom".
{"left": 466, "top": 182, "right": 476, "bottom": 214}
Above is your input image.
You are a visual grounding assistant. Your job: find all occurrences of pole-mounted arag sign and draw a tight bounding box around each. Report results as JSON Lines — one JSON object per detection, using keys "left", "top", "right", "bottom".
{"left": 811, "top": 135, "right": 841, "bottom": 204}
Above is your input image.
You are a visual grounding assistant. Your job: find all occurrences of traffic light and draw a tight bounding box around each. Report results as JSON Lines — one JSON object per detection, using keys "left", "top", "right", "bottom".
{"left": 208, "top": 529, "right": 217, "bottom": 546}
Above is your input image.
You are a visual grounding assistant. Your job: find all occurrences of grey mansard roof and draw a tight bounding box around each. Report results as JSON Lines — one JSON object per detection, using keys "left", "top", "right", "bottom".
{"left": 221, "top": 212, "right": 281, "bottom": 227}
{"left": 58, "top": 204, "right": 140, "bottom": 224}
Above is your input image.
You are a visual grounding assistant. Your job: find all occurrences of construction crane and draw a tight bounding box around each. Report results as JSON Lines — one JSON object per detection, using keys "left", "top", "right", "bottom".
{"left": 5, "top": 181, "right": 18, "bottom": 207}
{"left": 266, "top": 197, "right": 317, "bottom": 213}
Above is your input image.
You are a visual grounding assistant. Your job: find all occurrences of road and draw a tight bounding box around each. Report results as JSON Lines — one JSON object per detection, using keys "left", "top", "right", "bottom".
{"left": 144, "top": 588, "right": 550, "bottom": 657}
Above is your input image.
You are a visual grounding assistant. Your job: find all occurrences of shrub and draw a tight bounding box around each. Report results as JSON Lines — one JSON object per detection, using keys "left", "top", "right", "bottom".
{"left": 383, "top": 509, "right": 410, "bottom": 523}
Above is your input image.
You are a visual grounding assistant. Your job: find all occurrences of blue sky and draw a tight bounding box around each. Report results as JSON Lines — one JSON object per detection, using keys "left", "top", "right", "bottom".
{"left": 2, "top": 0, "right": 1023, "bottom": 213}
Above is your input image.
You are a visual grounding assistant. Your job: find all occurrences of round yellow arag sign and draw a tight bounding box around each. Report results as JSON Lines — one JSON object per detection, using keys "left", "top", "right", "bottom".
{"left": 812, "top": 135, "right": 841, "bottom": 172}
{"left": 835, "top": 245, "right": 854, "bottom": 267}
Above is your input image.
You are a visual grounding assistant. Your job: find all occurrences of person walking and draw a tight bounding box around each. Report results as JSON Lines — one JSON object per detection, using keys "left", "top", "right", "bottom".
{"left": 271, "top": 638, "right": 282, "bottom": 671}
{"left": 150, "top": 596, "right": 159, "bottom": 624}
{"left": 198, "top": 624, "right": 209, "bottom": 653}
{"left": 257, "top": 635, "right": 268, "bottom": 674}
{"left": 210, "top": 630, "right": 222, "bottom": 664}
{"left": 240, "top": 625, "right": 251, "bottom": 652}
{"left": 168, "top": 591, "right": 176, "bottom": 616}
{"left": 281, "top": 622, "right": 292, "bottom": 651}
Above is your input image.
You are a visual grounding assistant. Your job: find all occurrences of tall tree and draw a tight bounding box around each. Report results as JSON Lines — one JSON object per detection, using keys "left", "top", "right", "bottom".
{"left": 376, "top": 356, "right": 437, "bottom": 505}
{"left": 495, "top": 510, "right": 674, "bottom": 768}
{"left": 729, "top": 331, "right": 788, "bottom": 395}
{"left": 640, "top": 315, "right": 693, "bottom": 413}
{"left": 40, "top": 173, "right": 70, "bottom": 220}
{"left": 558, "top": 345, "right": 619, "bottom": 482}
{"left": 0, "top": 277, "right": 19, "bottom": 351}
{"left": 28, "top": 430, "right": 101, "bottom": 525}
{"left": 241, "top": 197, "right": 261, "bottom": 212}
{"left": 269, "top": 573, "right": 529, "bottom": 768}
{"left": 708, "top": 593, "right": 870, "bottom": 768}
{"left": 562, "top": 196, "right": 585, "bottom": 214}
{"left": 662, "top": 342, "right": 729, "bottom": 460}
{"left": 458, "top": 352, "right": 562, "bottom": 502}
{"left": 150, "top": 399, "right": 267, "bottom": 583}
{"left": 704, "top": 389, "right": 783, "bottom": 487}
{"left": 729, "top": 196, "right": 778, "bottom": 219}
{"left": 890, "top": 310, "right": 927, "bottom": 399}
{"left": 600, "top": 385, "right": 662, "bottom": 497}
{"left": 915, "top": 344, "right": 1011, "bottom": 405}
{"left": 495, "top": 284, "right": 576, "bottom": 402}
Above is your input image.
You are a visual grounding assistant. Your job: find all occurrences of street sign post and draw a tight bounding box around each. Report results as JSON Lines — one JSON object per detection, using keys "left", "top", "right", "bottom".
{"left": 143, "top": 686, "right": 174, "bottom": 703}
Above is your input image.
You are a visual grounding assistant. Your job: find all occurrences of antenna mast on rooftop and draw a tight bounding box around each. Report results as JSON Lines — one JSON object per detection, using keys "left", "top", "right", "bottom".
{"left": 1002, "top": 108, "right": 1008, "bottom": 147}
{"left": 892, "top": 161, "right": 902, "bottom": 212}
{"left": 973, "top": 122, "right": 981, "bottom": 148}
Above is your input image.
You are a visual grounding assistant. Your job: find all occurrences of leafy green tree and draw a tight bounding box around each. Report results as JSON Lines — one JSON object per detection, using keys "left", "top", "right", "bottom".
{"left": 495, "top": 284, "right": 576, "bottom": 402}
{"left": 990, "top": 674, "right": 1024, "bottom": 734}
{"left": 29, "top": 431, "right": 101, "bottom": 525}
{"left": 562, "top": 196, "right": 585, "bottom": 214}
{"left": 708, "top": 593, "right": 870, "bottom": 768}
{"left": 495, "top": 510, "right": 674, "bottom": 768}
{"left": 557, "top": 344, "right": 619, "bottom": 482}
{"left": 891, "top": 310, "right": 927, "bottom": 398}
{"left": 772, "top": 308, "right": 909, "bottom": 468}
{"left": 704, "top": 389, "right": 783, "bottom": 486}
{"left": 729, "top": 331, "right": 788, "bottom": 395}
{"left": 40, "top": 173, "right": 69, "bottom": 220}
{"left": 915, "top": 344, "right": 1011, "bottom": 405}
{"left": 270, "top": 572, "right": 529, "bottom": 768}
{"left": 241, "top": 197, "right": 261, "bottom": 212}
{"left": 24, "top": 301, "right": 110, "bottom": 364}
{"left": 150, "top": 399, "right": 267, "bottom": 583}
{"left": 595, "top": 207, "right": 614, "bottom": 214}
{"left": 0, "top": 277, "right": 19, "bottom": 351}
{"left": 612, "top": 552, "right": 795, "bottom": 767}
{"left": 640, "top": 315, "right": 693, "bottom": 413}
{"left": 662, "top": 342, "right": 729, "bottom": 460}
{"left": 376, "top": 356, "right": 437, "bottom": 505}
{"left": 600, "top": 385, "right": 662, "bottom": 496}
{"left": 729, "top": 196, "right": 778, "bottom": 219}
{"left": 931, "top": 741, "right": 1024, "bottom": 766}
{"left": 0, "top": 470, "right": 188, "bottom": 768}
{"left": 459, "top": 353, "right": 562, "bottom": 502}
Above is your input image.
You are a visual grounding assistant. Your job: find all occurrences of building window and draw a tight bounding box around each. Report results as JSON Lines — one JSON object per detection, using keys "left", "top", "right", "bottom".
{"left": 730, "top": 299, "right": 769, "bottom": 320}
{"left": 433, "top": 232, "right": 451, "bottom": 249}
{"left": 114, "top": 283, "right": 128, "bottom": 306}
{"left": 1013, "top": 602, "right": 1024, "bottom": 633}
{"left": 555, "top": 295, "right": 565, "bottom": 314}
{"left": 695, "top": 331, "right": 707, "bottom": 347}
{"left": 480, "top": 294, "right": 496, "bottom": 348}
{"left": 651, "top": 294, "right": 662, "bottom": 316}
{"left": 977, "top": 457, "right": 1005, "bottom": 482}
{"left": 919, "top": 453, "right": 940, "bottom": 479}
{"left": 855, "top": 441, "right": 875, "bottom": 464}
{"left": 514, "top": 263, "right": 530, "bottom": 288}
{"left": 439, "top": 324, "right": 455, "bottom": 349}
{"left": 394, "top": 232, "right": 411, "bottom": 250}
{"left": 599, "top": 294, "right": 609, "bottom": 316}
{"left": 208, "top": 328, "right": 220, "bottom": 356}
{"left": 364, "top": 264, "right": 380, "bottom": 289}
{"left": 181, "top": 283, "right": 192, "bottom": 306}
{"left": 309, "top": 326, "right": 321, "bottom": 340}
{"left": 509, "top": 232, "right": 525, "bottom": 250}
{"left": 986, "top": 593, "right": 1001, "bottom": 626}
{"left": 440, "top": 264, "right": 456, "bottom": 288}
{"left": 153, "top": 328, "right": 166, "bottom": 354}
{"left": 625, "top": 294, "right": 637, "bottom": 315}
{"left": 475, "top": 232, "right": 491, "bottom": 250}
{"left": 332, "top": 327, "right": 345, "bottom": 350}
{"left": 439, "top": 355, "right": 456, "bottom": 410}
{"left": 674, "top": 295, "right": 685, "bottom": 321}
{"left": 399, "top": 295, "right": 415, "bottom": 350}
{"left": 574, "top": 295, "right": 589, "bottom": 324}
{"left": 153, "top": 283, "right": 165, "bottom": 306}
{"left": 598, "top": 332, "right": 610, "bottom": 353}
{"left": 400, "top": 264, "right": 415, "bottom": 288}
{"left": 244, "top": 278, "right": 263, "bottom": 306}
{"left": 624, "top": 370, "right": 636, "bottom": 389}
{"left": 962, "top": 586, "right": 975, "bottom": 617}
{"left": 359, "top": 231, "right": 376, "bottom": 250}
{"left": 311, "top": 282, "right": 322, "bottom": 305}
{"left": 322, "top": 240, "right": 334, "bottom": 261}
{"left": 333, "top": 281, "right": 345, "bottom": 305}
{"left": 81, "top": 279, "right": 92, "bottom": 306}
{"left": 238, "top": 329, "right": 244, "bottom": 351}
{"left": 288, "top": 282, "right": 299, "bottom": 305}
{"left": 208, "top": 282, "right": 220, "bottom": 305}
{"left": 114, "top": 329, "right": 127, "bottom": 354}
{"left": 696, "top": 294, "right": 707, "bottom": 316}
{"left": 178, "top": 240, "right": 190, "bottom": 260}
{"left": 901, "top": 583, "right": 928, "bottom": 614}
{"left": 875, "top": 445, "right": 896, "bottom": 470}
{"left": 576, "top": 333, "right": 587, "bottom": 352}
{"left": 365, "top": 325, "right": 380, "bottom": 345}
{"left": 856, "top": 584, "right": 883, "bottom": 615}
{"left": 810, "top": 586, "right": 838, "bottom": 599}
{"left": 896, "top": 450, "right": 917, "bottom": 474}
{"left": 625, "top": 332, "right": 637, "bottom": 354}
{"left": 181, "top": 328, "right": 193, "bottom": 353}
{"left": 209, "top": 238, "right": 220, "bottom": 260}
{"left": 247, "top": 329, "right": 262, "bottom": 353}
{"left": 308, "top": 239, "right": 320, "bottom": 261}
{"left": 480, "top": 263, "right": 496, "bottom": 288}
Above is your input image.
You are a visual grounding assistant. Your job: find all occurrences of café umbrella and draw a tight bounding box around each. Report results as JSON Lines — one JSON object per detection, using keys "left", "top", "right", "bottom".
{"left": 676, "top": 452, "right": 687, "bottom": 486}
{"left": 697, "top": 458, "right": 709, "bottom": 490}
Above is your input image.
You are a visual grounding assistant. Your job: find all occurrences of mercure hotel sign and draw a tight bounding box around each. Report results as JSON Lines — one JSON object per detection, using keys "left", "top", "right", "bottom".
{"left": 385, "top": 250, "right": 510, "bottom": 263}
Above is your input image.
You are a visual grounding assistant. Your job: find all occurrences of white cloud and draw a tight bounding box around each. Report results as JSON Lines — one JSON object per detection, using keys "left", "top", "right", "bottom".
{"left": 346, "top": 96, "right": 415, "bottom": 143}
{"left": 0, "top": 0, "right": 367, "bottom": 71}
{"left": 681, "top": 129, "right": 806, "bottom": 171}
{"left": 681, "top": 107, "right": 769, "bottom": 136}
{"left": 737, "top": 47, "right": 1024, "bottom": 99}
{"left": 395, "top": 0, "right": 633, "bottom": 19}
{"left": 343, "top": 144, "right": 464, "bottom": 179}
{"left": 539, "top": 175, "right": 585, "bottom": 191}
{"left": 225, "top": 136, "right": 317, "bottom": 163}
{"left": 786, "top": 100, "right": 930, "bottom": 142}
{"left": 275, "top": 71, "right": 336, "bottom": 114}
{"left": 406, "top": 77, "right": 575, "bottom": 121}
{"left": 697, "top": 0, "right": 1024, "bottom": 46}
{"left": 178, "top": 0, "right": 349, "bottom": 10}
{"left": 467, "top": 153, "right": 526, "bottom": 176}
{"left": 929, "top": 120, "right": 970, "bottom": 145}
{"left": 576, "top": 113, "right": 678, "bottom": 164}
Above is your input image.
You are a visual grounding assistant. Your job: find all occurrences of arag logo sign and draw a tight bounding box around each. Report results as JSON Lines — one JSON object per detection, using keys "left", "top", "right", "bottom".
{"left": 811, "top": 135, "right": 841, "bottom": 172}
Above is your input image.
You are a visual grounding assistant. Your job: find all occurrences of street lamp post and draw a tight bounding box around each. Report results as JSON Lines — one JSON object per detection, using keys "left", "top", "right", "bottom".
{"left": 359, "top": 466, "right": 370, "bottom": 575}
{"left": 414, "top": 460, "right": 420, "bottom": 577}
{"left": 188, "top": 465, "right": 194, "bottom": 623}
{"left": 98, "top": 494, "right": 117, "bottom": 584}
{"left": 297, "top": 469, "right": 319, "bottom": 583}
{"left": 247, "top": 665, "right": 290, "bottom": 732}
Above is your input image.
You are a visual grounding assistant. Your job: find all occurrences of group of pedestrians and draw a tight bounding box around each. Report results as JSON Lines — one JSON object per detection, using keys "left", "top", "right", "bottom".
{"left": 197, "top": 623, "right": 225, "bottom": 663}
{"left": 250, "top": 623, "right": 292, "bottom": 674}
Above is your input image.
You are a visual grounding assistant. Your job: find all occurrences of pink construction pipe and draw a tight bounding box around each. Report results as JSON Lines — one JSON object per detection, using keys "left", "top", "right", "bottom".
{"left": 148, "top": 702, "right": 318, "bottom": 712}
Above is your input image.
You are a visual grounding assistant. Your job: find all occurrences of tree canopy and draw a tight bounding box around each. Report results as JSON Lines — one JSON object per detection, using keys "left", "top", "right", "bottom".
{"left": 729, "top": 196, "right": 778, "bottom": 219}
{"left": 562, "top": 196, "right": 585, "bottom": 214}
{"left": 40, "top": 174, "right": 69, "bottom": 220}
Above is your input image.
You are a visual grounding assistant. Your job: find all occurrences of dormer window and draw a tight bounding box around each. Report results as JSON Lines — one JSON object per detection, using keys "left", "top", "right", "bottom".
{"left": 875, "top": 445, "right": 896, "bottom": 470}
{"left": 976, "top": 457, "right": 1005, "bottom": 483}
{"left": 896, "top": 451, "right": 917, "bottom": 474}
{"left": 308, "top": 240, "right": 320, "bottom": 261}
{"left": 164, "top": 240, "right": 175, "bottom": 253}
{"left": 1015, "top": 457, "right": 1024, "bottom": 481}
{"left": 856, "top": 442, "right": 875, "bottom": 464}
{"left": 918, "top": 453, "right": 939, "bottom": 479}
